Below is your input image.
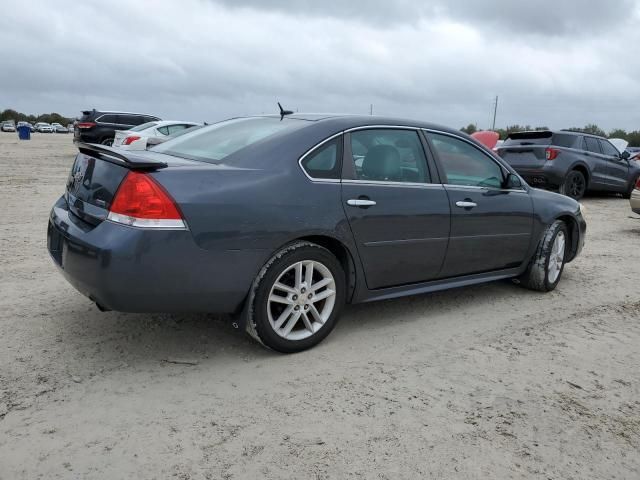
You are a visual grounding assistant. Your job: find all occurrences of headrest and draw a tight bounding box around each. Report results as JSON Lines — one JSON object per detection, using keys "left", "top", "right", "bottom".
{"left": 361, "top": 145, "right": 401, "bottom": 181}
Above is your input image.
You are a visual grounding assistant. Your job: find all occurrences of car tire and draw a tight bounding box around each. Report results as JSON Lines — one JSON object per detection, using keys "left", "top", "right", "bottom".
{"left": 246, "top": 241, "right": 346, "bottom": 353}
{"left": 622, "top": 175, "right": 639, "bottom": 199}
{"left": 101, "top": 138, "right": 114, "bottom": 146}
{"left": 559, "top": 170, "right": 587, "bottom": 200}
{"left": 518, "top": 220, "right": 568, "bottom": 292}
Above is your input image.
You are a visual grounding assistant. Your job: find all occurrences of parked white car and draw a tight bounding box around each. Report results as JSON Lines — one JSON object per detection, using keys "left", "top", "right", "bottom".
{"left": 113, "top": 120, "right": 200, "bottom": 150}
{"left": 34, "top": 122, "right": 54, "bottom": 133}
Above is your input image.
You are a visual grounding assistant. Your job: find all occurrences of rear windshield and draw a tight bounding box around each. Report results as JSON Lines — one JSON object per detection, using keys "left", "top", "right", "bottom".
{"left": 504, "top": 131, "right": 578, "bottom": 148}
{"left": 154, "top": 117, "right": 308, "bottom": 163}
{"left": 129, "top": 121, "right": 158, "bottom": 132}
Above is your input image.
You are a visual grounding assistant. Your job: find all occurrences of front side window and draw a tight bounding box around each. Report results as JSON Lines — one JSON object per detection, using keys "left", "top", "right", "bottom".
{"left": 599, "top": 140, "right": 619, "bottom": 157}
{"left": 348, "top": 129, "right": 430, "bottom": 183}
{"left": 300, "top": 137, "right": 341, "bottom": 179}
{"left": 428, "top": 132, "right": 505, "bottom": 188}
{"left": 584, "top": 137, "right": 601, "bottom": 153}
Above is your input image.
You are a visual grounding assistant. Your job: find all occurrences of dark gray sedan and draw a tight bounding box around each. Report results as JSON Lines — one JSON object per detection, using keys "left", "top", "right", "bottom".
{"left": 47, "top": 114, "right": 586, "bottom": 352}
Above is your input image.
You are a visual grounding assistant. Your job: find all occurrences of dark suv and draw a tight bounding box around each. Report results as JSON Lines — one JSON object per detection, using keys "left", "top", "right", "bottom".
{"left": 74, "top": 109, "right": 161, "bottom": 146}
{"left": 497, "top": 130, "right": 639, "bottom": 200}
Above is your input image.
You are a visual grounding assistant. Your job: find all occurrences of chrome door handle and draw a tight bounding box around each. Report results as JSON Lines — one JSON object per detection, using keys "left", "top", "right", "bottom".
{"left": 347, "top": 199, "right": 377, "bottom": 207}
{"left": 455, "top": 201, "right": 477, "bottom": 208}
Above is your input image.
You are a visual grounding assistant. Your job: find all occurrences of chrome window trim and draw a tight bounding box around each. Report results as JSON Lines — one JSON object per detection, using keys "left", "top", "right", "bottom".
{"left": 344, "top": 125, "right": 419, "bottom": 133}
{"left": 442, "top": 183, "right": 528, "bottom": 193}
{"left": 95, "top": 113, "right": 151, "bottom": 127}
{"left": 298, "top": 131, "right": 345, "bottom": 183}
{"left": 342, "top": 179, "right": 444, "bottom": 189}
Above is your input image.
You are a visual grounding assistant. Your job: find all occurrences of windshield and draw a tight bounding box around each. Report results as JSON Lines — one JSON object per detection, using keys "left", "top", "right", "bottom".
{"left": 130, "top": 121, "right": 158, "bottom": 132}
{"left": 154, "top": 117, "right": 308, "bottom": 163}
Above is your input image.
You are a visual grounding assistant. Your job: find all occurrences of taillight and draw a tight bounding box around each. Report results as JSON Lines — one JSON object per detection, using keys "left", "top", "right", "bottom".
{"left": 107, "top": 172, "right": 186, "bottom": 229}
{"left": 545, "top": 147, "right": 559, "bottom": 160}
{"left": 77, "top": 122, "right": 96, "bottom": 129}
{"left": 636, "top": 177, "right": 640, "bottom": 189}
{"left": 122, "top": 135, "right": 141, "bottom": 146}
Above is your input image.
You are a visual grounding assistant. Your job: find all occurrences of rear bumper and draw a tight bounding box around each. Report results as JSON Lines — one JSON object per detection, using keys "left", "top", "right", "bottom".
{"left": 47, "top": 196, "right": 264, "bottom": 314}
{"left": 513, "top": 165, "right": 565, "bottom": 189}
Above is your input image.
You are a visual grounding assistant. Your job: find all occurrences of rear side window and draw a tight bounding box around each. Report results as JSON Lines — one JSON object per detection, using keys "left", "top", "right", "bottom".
{"left": 97, "top": 114, "right": 118, "bottom": 124}
{"left": 120, "top": 115, "right": 146, "bottom": 126}
{"left": 551, "top": 134, "right": 579, "bottom": 148}
{"left": 300, "top": 137, "right": 341, "bottom": 180}
{"left": 167, "top": 124, "right": 190, "bottom": 135}
{"left": 157, "top": 126, "right": 170, "bottom": 135}
{"left": 428, "top": 132, "right": 505, "bottom": 188}
{"left": 584, "top": 137, "right": 601, "bottom": 153}
{"left": 599, "top": 140, "right": 619, "bottom": 156}
{"left": 348, "top": 129, "right": 431, "bottom": 183}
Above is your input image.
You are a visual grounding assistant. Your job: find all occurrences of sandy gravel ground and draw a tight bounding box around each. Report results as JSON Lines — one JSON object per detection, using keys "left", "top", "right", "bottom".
{"left": 0, "top": 133, "right": 639, "bottom": 479}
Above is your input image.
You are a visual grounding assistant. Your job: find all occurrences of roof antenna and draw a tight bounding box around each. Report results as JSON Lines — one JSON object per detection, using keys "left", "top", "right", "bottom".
{"left": 278, "top": 102, "right": 294, "bottom": 120}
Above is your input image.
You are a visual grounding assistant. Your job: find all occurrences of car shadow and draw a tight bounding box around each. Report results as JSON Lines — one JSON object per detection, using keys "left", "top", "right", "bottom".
{"left": 52, "top": 278, "right": 524, "bottom": 371}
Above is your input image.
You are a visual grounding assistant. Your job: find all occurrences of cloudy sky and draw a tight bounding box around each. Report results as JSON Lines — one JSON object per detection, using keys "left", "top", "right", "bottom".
{"left": 1, "top": 0, "right": 640, "bottom": 131}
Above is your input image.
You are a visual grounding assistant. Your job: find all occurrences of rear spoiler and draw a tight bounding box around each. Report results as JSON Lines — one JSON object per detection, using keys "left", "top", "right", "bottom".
{"left": 77, "top": 142, "right": 168, "bottom": 170}
{"left": 507, "top": 130, "right": 553, "bottom": 140}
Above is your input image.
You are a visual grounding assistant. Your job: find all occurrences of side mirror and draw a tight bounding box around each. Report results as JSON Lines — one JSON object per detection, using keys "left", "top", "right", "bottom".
{"left": 621, "top": 150, "right": 631, "bottom": 160}
{"left": 504, "top": 173, "right": 523, "bottom": 189}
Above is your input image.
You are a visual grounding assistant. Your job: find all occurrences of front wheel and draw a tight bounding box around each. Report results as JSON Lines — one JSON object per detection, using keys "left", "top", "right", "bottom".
{"left": 560, "top": 170, "right": 586, "bottom": 200}
{"left": 247, "top": 241, "right": 346, "bottom": 353}
{"left": 518, "top": 220, "right": 568, "bottom": 292}
{"left": 101, "top": 137, "right": 113, "bottom": 146}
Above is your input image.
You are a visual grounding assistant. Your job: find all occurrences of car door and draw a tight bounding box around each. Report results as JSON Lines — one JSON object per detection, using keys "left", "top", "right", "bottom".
{"left": 425, "top": 130, "right": 534, "bottom": 278}
{"left": 582, "top": 136, "right": 609, "bottom": 187}
{"left": 340, "top": 127, "right": 451, "bottom": 289}
{"left": 599, "top": 139, "right": 629, "bottom": 190}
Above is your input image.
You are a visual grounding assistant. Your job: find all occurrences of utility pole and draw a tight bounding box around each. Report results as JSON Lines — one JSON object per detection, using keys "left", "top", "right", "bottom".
{"left": 370, "top": 104, "right": 373, "bottom": 116}
{"left": 491, "top": 95, "right": 498, "bottom": 131}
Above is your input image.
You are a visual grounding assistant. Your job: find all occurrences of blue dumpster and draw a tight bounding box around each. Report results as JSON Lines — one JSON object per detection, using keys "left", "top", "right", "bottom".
{"left": 17, "top": 125, "right": 31, "bottom": 140}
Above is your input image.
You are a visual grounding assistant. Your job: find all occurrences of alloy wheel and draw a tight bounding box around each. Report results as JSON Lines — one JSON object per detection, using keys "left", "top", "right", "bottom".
{"left": 267, "top": 260, "right": 336, "bottom": 341}
{"left": 547, "top": 231, "right": 565, "bottom": 283}
{"left": 568, "top": 173, "right": 585, "bottom": 199}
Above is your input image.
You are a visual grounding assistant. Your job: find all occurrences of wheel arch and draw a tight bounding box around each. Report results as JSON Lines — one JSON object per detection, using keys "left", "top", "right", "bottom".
{"left": 555, "top": 214, "right": 580, "bottom": 262}
{"left": 297, "top": 235, "right": 358, "bottom": 303}
{"left": 568, "top": 162, "right": 591, "bottom": 188}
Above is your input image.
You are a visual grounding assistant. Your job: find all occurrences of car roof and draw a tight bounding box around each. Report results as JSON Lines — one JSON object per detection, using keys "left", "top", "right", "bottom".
{"left": 151, "top": 120, "right": 200, "bottom": 127}
{"left": 247, "top": 113, "right": 464, "bottom": 136}
{"left": 82, "top": 109, "right": 159, "bottom": 117}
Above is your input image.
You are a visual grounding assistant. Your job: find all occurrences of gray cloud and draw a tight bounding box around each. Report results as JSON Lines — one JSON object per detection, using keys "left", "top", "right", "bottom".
{"left": 1, "top": 0, "right": 639, "bottom": 130}
{"left": 210, "top": 0, "right": 638, "bottom": 34}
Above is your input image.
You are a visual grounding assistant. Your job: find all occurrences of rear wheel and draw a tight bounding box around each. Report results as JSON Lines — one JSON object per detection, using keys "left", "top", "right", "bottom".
{"left": 560, "top": 170, "right": 587, "bottom": 200}
{"left": 518, "top": 220, "right": 568, "bottom": 292}
{"left": 247, "top": 242, "right": 345, "bottom": 353}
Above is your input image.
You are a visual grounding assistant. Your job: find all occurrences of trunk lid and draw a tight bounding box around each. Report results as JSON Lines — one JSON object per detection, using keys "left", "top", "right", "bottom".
{"left": 113, "top": 130, "right": 132, "bottom": 147}
{"left": 65, "top": 144, "right": 191, "bottom": 226}
{"left": 498, "top": 145, "right": 548, "bottom": 168}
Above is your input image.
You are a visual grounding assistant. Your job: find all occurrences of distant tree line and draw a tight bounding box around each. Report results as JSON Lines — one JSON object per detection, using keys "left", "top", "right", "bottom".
{"left": 0, "top": 108, "right": 72, "bottom": 125}
{"left": 461, "top": 123, "right": 640, "bottom": 147}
